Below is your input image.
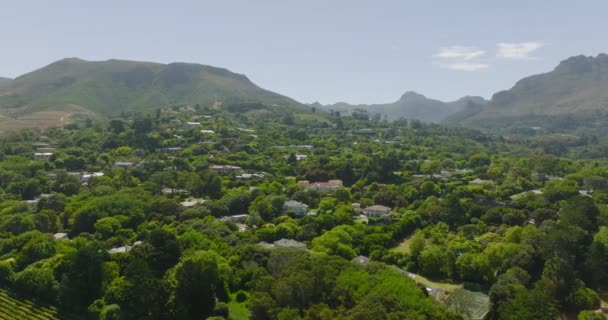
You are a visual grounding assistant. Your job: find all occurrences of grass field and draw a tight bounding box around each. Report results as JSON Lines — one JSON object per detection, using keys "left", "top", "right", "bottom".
{"left": 0, "top": 104, "right": 95, "bottom": 133}
{"left": 391, "top": 236, "right": 414, "bottom": 254}
{"left": 228, "top": 292, "right": 251, "bottom": 320}
{"left": 0, "top": 288, "right": 62, "bottom": 320}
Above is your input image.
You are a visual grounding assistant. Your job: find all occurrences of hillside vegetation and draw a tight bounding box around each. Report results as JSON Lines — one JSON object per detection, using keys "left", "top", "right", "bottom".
{"left": 449, "top": 54, "right": 608, "bottom": 133}
{"left": 0, "top": 58, "right": 303, "bottom": 116}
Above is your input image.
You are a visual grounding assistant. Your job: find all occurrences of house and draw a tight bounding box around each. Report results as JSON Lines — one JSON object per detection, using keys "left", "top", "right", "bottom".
{"left": 169, "top": 119, "right": 182, "bottom": 125}
{"left": 108, "top": 245, "right": 132, "bottom": 254}
{"left": 298, "top": 180, "right": 343, "bottom": 193}
{"left": 36, "top": 147, "right": 56, "bottom": 153}
{"left": 284, "top": 154, "right": 308, "bottom": 161}
{"left": 469, "top": 178, "right": 493, "bottom": 185}
{"left": 114, "top": 161, "right": 135, "bottom": 168}
{"left": 53, "top": 233, "right": 69, "bottom": 241}
{"left": 510, "top": 189, "right": 543, "bottom": 200}
{"left": 180, "top": 198, "right": 206, "bottom": 207}
{"left": 209, "top": 165, "right": 243, "bottom": 174}
{"left": 200, "top": 129, "right": 215, "bottom": 134}
{"left": 81, "top": 172, "right": 104, "bottom": 182}
{"left": 364, "top": 205, "right": 391, "bottom": 219}
{"left": 284, "top": 200, "right": 309, "bottom": 217}
{"left": 236, "top": 173, "right": 265, "bottom": 180}
{"left": 184, "top": 122, "right": 201, "bottom": 127}
{"left": 155, "top": 147, "right": 184, "bottom": 153}
{"left": 108, "top": 241, "right": 142, "bottom": 254}
{"left": 161, "top": 187, "right": 188, "bottom": 195}
{"left": 34, "top": 152, "right": 53, "bottom": 160}
{"left": 354, "top": 128, "right": 374, "bottom": 135}
{"left": 220, "top": 214, "right": 249, "bottom": 223}
{"left": 351, "top": 255, "right": 371, "bottom": 265}
{"left": 274, "top": 238, "right": 306, "bottom": 249}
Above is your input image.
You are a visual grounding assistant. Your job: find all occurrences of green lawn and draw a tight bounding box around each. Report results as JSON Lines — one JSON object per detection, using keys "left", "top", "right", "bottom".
{"left": 228, "top": 293, "right": 251, "bottom": 320}
{"left": 391, "top": 236, "right": 414, "bottom": 254}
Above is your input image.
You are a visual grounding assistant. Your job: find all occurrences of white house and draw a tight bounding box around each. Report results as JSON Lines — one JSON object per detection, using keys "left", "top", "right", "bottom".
{"left": 34, "top": 152, "right": 53, "bottom": 160}
{"left": 364, "top": 205, "right": 392, "bottom": 219}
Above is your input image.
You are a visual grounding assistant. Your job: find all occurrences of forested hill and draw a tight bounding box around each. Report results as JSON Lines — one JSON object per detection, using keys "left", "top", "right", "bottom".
{"left": 317, "top": 92, "right": 486, "bottom": 123}
{"left": 0, "top": 58, "right": 304, "bottom": 116}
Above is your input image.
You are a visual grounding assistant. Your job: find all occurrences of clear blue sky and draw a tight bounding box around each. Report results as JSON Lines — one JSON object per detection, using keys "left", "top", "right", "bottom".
{"left": 1, "top": 0, "right": 606, "bottom": 104}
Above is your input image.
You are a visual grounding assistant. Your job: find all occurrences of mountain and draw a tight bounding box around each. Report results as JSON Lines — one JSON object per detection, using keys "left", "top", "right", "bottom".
{"left": 317, "top": 92, "right": 486, "bottom": 123}
{"left": 450, "top": 54, "right": 608, "bottom": 130}
{"left": 0, "top": 77, "right": 11, "bottom": 87}
{"left": 0, "top": 58, "right": 303, "bottom": 116}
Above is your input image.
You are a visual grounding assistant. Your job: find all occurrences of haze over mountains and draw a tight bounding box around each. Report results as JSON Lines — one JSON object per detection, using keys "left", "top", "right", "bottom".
{"left": 314, "top": 92, "right": 487, "bottom": 123}
{"left": 1, "top": 54, "right": 608, "bottom": 132}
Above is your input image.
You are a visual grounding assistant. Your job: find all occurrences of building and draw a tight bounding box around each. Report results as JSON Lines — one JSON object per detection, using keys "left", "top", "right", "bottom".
{"left": 274, "top": 238, "right": 306, "bottom": 249}
{"left": 364, "top": 205, "right": 392, "bottom": 219}
{"left": 169, "top": 119, "right": 182, "bottom": 125}
{"left": 81, "top": 172, "right": 104, "bottom": 183}
{"left": 155, "top": 147, "right": 184, "bottom": 153}
{"left": 284, "top": 200, "right": 309, "bottom": 217}
{"left": 209, "top": 165, "right": 242, "bottom": 174}
{"left": 114, "top": 161, "right": 135, "bottom": 168}
{"left": 184, "top": 122, "right": 201, "bottom": 127}
{"left": 236, "top": 173, "right": 265, "bottom": 180}
{"left": 180, "top": 198, "right": 206, "bottom": 207}
{"left": 469, "top": 178, "right": 493, "bottom": 185}
{"left": 200, "top": 129, "right": 215, "bottom": 134}
{"left": 510, "top": 189, "right": 543, "bottom": 200}
{"left": 351, "top": 255, "right": 371, "bottom": 265}
{"left": 298, "top": 180, "right": 343, "bottom": 193}
{"left": 53, "top": 233, "right": 69, "bottom": 241}
{"left": 284, "top": 154, "right": 308, "bottom": 161}
{"left": 220, "top": 214, "right": 249, "bottom": 223}
{"left": 34, "top": 152, "right": 53, "bottom": 160}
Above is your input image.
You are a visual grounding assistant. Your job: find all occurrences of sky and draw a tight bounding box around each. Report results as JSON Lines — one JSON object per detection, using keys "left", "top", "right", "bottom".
{"left": 1, "top": 0, "right": 607, "bottom": 104}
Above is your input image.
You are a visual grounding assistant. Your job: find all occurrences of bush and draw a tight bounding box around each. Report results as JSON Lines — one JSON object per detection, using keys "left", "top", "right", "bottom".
{"left": 235, "top": 290, "right": 248, "bottom": 302}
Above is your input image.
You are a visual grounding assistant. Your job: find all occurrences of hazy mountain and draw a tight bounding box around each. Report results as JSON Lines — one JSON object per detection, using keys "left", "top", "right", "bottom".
{"left": 0, "top": 77, "right": 11, "bottom": 87}
{"left": 0, "top": 58, "right": 303, "bottom": 116}
{"left": 317, "top": 92, "right": 486, "bottom": 123}
{"left": 450, "top": 54, "right": 608, "bottom": 129}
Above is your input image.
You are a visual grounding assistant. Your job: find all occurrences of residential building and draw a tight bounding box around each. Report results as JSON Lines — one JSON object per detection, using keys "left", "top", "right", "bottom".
{"left": 114, "top": 161, "right": 135, "bottom": 168}
{"left": 220, "top": 214, "right": 249, "bottom": 223}
{"left": 274, "top": 238, "right": 306, "bottom": 249}
{"left": 364, "top": 205, "right": 392, "bottom": 219}
{"left": 180, "top": 198, "right": 206, "bottom": 207}
{"left": 209, "top": 165, "right": 243, "bottom": 174}
{"left": 184, "top": 122, "right": 201, "bottom": 127}
{"left": 469, "top": 178, "right": 493, "bottom": 185}
{"left": 34, "top": 152, "right": 53, "bottom": 160}
{"left": 284, "top": 200, "right": 309, "bottom": 216}
{"left": 298, "top": 179, "right": 343, "bottom": 193}
{"left": 53, "top": 233, "right": 69, "bottom": 241}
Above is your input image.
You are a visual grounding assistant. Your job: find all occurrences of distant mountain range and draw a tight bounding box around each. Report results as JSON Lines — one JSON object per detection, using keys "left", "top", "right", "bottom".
{"left": 314, "top": 92, "right": 487, "bottom": 123}
{"left": 2, "top": 54, "right": 608, "bottom": 132}
{"left": 0, "top": 58, "right": 302, "bottom": 116}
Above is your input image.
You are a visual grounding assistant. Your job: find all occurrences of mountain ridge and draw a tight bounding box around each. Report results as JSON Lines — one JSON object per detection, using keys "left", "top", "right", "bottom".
{"left": 316, "top": 92, "right": 487, "bottom": 123}
{"left": 0, "top": 58, "right": 303, "bottom": 116}
{"left": 449, "top": 53, "right": 608, "bottom": 130}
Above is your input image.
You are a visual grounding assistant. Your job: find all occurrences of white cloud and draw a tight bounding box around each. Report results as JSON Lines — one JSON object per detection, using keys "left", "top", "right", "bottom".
{"left": 433, "top": 46, "right": 486, "bottom": 61}
{"left": 445, "top": 62, "right": 489, "bottom": 71}
{"left": 496, "top": 42, "right": 544, "bottom": 59}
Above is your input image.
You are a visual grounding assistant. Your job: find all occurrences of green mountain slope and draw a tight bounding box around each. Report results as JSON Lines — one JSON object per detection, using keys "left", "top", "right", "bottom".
{"left": 317, "top": 92, "right": 486, "bottom": 123}
{"left": 0, "top": 58, "right": 303, "bottom": 116}
{"left": 450, "top": 54, "right": 608, "bottom": 130}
